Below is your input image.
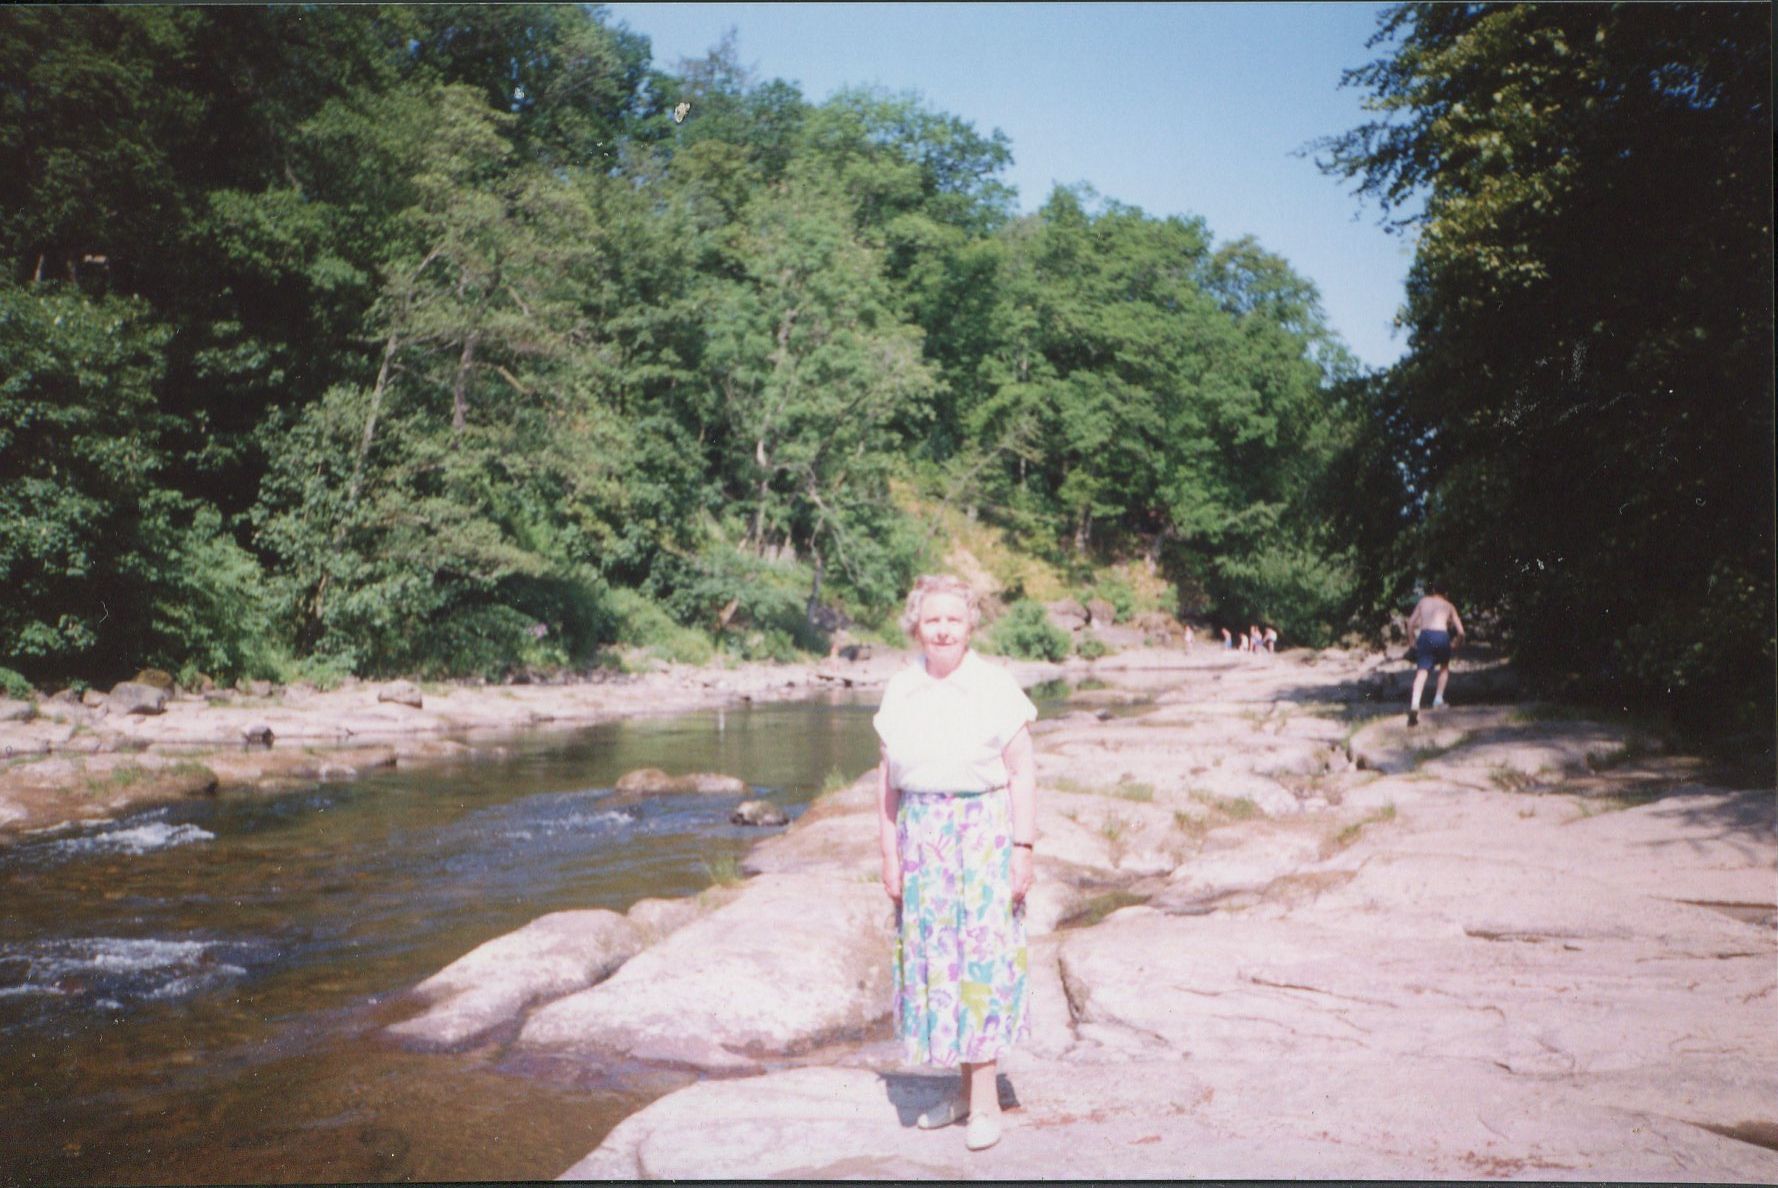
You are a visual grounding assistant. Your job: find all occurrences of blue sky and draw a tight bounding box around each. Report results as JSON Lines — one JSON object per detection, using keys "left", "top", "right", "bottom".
{"left": 603, "top": 1, "right": 1418, "bottom": 371}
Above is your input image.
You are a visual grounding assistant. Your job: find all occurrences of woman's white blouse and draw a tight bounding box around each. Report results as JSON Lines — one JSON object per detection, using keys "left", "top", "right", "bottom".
{"left": 873, "top": 650, "right": 1038, "bottom": 793}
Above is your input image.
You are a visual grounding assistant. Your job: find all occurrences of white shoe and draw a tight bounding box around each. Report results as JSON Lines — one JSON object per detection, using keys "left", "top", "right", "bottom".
{"left": 1432, "top": 697, "right": 1447, "bottom": 709}
{"left": 917, "top": 1099, "right": 967, "bottom": 1130}
{"left": 965, "top": 1110, "right": 1002, "bottom": 1151}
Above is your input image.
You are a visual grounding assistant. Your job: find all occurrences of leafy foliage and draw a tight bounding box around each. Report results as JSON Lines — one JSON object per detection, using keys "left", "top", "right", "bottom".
{"left": 982, "top": 600, "right": 1071, "bottom": 662}
{"left": 2, "top": 7, "right": 1414, "bottom": 695}
{"left": 1318, "top": 2, "right": 1773, "bottom": 729}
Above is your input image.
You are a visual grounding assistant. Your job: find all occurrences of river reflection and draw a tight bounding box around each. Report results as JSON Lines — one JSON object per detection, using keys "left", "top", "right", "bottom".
{"left": 0, "top": 695, "right": 889, "bottom": 1183}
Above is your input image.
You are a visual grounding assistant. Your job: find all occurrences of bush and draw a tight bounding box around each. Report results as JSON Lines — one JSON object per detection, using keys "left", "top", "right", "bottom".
{"left": 605, "top": 587, "right": 715, "bottom": 666}
{"left": 655, "top": 546, "right": 823, "bottom": 657}
{"left": 139, "top": 501, "right": 289, "bottom": 684}
{"left": 0, "top": 666, "right": 34, "bottom": 700}
{"left": 1076, "top": 633, "right": 1109, "bottom": 660}
{"left": 983, "top": 600, "right": 1070, "bottom": 661}
{"left": 1084, "top": 576, "right": 1136, "bottom": 623}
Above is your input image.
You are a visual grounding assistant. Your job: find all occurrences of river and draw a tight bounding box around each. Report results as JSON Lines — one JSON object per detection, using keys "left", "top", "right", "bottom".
{"left": 0, "top": 693, "right": 916, "bottom": 1183}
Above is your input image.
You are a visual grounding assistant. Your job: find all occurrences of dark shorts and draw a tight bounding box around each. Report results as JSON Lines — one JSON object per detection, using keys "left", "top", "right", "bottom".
{"left": 1413, "top": 629, "right": 1453, "bottom": 670}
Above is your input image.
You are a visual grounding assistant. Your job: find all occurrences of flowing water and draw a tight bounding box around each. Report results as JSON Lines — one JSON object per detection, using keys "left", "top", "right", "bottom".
{"left": 0, "top": 695, "right": 895, "bottom": 1183}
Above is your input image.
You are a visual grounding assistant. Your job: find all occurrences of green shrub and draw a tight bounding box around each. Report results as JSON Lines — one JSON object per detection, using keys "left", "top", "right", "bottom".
{"left": 1076, "top": 633, "right": 1109, "bottom": 660}
{"left": 606, "top": 587, "right": 715, "bottom": 666}
{"left": 983, "top": 600, "right": 1070, "bottom": 662}
{"left": 0, "top": 666, "right": 33, "bottom": 700}
{"left": 1086, "top": 577, "right": 1136, "bottom": 623}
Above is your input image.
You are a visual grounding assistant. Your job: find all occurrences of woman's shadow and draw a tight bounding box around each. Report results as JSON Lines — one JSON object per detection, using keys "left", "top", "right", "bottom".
{"left": 879, "top": 1070, "right": 1020, "bottom": 1126}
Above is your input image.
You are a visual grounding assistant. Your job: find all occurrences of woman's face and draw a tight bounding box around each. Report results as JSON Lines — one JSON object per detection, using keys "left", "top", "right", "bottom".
{"left": 914, "top": 591, "right": 971, "bottom": 668}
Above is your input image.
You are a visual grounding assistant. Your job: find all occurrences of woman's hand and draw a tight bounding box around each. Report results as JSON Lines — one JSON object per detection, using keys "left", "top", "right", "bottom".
{"left": 1010, "top": 845, "right": 1034, "bottom": 905}
{"left": 881, "top": 845, "right": 903, "bottom": 903}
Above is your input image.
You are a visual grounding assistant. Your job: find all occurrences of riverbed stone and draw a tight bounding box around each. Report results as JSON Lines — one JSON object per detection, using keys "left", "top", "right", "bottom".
{"left": 108, "top": 682, "right": 168, "bottom": 715}
{"left": 387, "top": 909, "right": 641, "bottom": 1051}
{"left": 377, "top": 680, "right": 424, "bottom": 708}
{"left": 741, "top": 812, "right": 876, "bottom": 876}
{"left": 614, "top": 767, "right": 748, "bottom": 795}
{"left": 730, "top": 798, "right": 788, "bottom": 826}
{"left": 516, "top": 872, "right": 892, "bottom": 1069}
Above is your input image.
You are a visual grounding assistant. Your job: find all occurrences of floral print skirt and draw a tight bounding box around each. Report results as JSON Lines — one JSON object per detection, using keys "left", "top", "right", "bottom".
{"left": 894, "top": 789, "right": 1029, "bottom": 1066}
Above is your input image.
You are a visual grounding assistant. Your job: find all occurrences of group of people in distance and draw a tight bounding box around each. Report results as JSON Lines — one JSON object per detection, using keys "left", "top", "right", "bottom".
{"left": 872, "top": 573, "right": 1463, "bottom": 1153}
{"left": 1213, "top": 624, "right": 1277, "bottom": 653}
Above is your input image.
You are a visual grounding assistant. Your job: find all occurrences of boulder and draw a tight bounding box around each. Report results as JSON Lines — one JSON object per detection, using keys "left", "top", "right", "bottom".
{"left": 1045, "top": 599, "right": 1090, "bottom": 633}
{"left": 0, "top": 698, "right": 35, "bottom": 723}
{"left": 242, "top": 723, "right": 275, "bottom": 747}
{"left": 625, "top": 895, "right": 712, "bottom": 945}
{"left": 1022, "top": 877, "right": 1087, "bottom": 937}
{"left": 1086, "top": 597, "right": 1117, "bottom": 628}
{"left": 81, "top": 688, "right": 106, "bottom": 708}
{"left": 742, "top": 812, "right": 877, "bottom": 876}
{"left": 132, "top": 668, "right": 176, "bottom": 690}
{"left": 614, "top": 767, "right": 748, "bottom": 796}
{"left": 108, "top": 681, "right": 168, "bottom": 716}
{"left": 377, "top": 680, "right": 424, "bottom": 709}
{"left": 387, "top": 909, "right": 641, "bottom": 1051}
{"left": 731, "top": 799, "right": 789, "bottom": 827}
{"left": 517, "top": 872, "right": 893, "bottom": 1069}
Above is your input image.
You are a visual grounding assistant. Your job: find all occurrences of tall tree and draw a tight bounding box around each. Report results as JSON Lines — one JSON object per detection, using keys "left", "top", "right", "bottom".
{"left": 1318, "top": 2, "right": 1774, "bottom": 727}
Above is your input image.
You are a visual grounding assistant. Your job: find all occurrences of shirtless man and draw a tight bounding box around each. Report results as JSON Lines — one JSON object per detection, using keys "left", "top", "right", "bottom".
{"left": 1405, "top": 581, "right": 1465, "bottom": 727}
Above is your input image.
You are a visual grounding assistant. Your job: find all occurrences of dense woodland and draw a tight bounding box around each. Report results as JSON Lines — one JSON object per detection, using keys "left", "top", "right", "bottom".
{"left": 1, "top": 4, "right": 1770, "bottom": 733}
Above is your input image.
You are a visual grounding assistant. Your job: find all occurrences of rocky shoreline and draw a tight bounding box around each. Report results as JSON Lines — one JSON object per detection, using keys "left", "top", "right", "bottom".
{"left": 385, "top": 644, "right": 1773, "bottom": 1181}
{"left": 6, "top": 644, "right": 1772, "bottom": 1179}
{"left": 0, "top": 649, "right": 973, "bottom": 842}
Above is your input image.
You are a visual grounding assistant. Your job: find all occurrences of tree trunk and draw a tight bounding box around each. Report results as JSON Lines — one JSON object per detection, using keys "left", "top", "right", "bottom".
{"left": 349, "top": 334, "right": 400, "bottom": 504}
{"left": 807, "top": 546, "right": 824, "bottom": 622}
{"left": 451, "top": 330, "right": 480, "bottom": 438}
{"left": 348, "top": 330, "right": 401, "bottom": 507}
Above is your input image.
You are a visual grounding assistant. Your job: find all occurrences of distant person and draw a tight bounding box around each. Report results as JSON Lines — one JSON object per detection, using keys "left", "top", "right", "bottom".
{"left": 1263, "top": 626, "right": 1278, "bottom": 654}
{"left": 1183, "top": 624, "right": 1195, "bottom": 650}
{"left": 1221, "top": 627, "right": 1234, "bottom": 649}
{"left": 875, "top": 574, "right": 1037, "bottom": 1152}
{"left": 1248, "top": 624, "right": 1263, "bottom": 655}
{"left": 1405, "top": 580, "right": 1465, "bottom": 726}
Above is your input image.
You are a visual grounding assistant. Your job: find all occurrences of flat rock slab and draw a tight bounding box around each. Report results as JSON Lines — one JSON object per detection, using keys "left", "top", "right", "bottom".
{"left": 387, "top": 909, "right": 641, "bottom": 1050}
{"left": 561, "top": 1056, "right": 1777, "bottom": 1181}
{"left": 518, "top": 872, "right": 893, "bottom": 1070}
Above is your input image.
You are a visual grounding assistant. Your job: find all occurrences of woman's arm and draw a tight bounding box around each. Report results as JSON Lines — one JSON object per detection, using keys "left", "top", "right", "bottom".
{"left": 1002, "top": 725, "right": 1036, "bottom": 903}
{"left": 877, "top": 744, "right": 901, "bottom": 901}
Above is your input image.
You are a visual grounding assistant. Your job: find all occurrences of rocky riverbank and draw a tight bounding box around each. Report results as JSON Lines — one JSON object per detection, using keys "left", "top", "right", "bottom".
{"left": 385, "top": 644, "right": 1774, "bottom": 1181}
{"left": 0, "top": 650, "right": 943, "bottom": 842}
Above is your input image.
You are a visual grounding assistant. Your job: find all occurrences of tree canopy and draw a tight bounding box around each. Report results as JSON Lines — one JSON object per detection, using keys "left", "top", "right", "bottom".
{"left": 1317, "top": 1, "right": 1773, "bottom": 731}
{"left": 5, "top": 4, "right": 1762, "bottom": 735}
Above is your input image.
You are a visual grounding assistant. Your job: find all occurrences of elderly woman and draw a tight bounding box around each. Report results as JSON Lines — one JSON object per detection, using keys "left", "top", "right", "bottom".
{"left": 874, "top": 574, "right": 1038, "bottom": 1152}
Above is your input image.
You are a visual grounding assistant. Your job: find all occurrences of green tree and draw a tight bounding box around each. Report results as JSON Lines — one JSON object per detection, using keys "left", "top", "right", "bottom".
{"left": 1318, "top": 2, "right": 1773, "bottom": 727}
{"left": 699, "top": 175, "right": 937, "bottom": 611}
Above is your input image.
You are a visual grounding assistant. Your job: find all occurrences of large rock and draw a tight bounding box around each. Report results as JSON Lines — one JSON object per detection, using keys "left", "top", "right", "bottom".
{"left": 614, "top": 767, "right": 748, "bottom": 796}
{"left": 730, "top": 798, "right": 789, "bottom": 827}
{"left": 377, "top": 680, "right": 424, "bottom": 708}
{"left": 517, "top": 872, "right": 893, "bottom": 1069}
{"left": 107, "top": 681, "right": 169, "bottom": 715}
{"left": 132, "top": 668, "right": 176, "bottom": 690}
{"left": 1044, "top": 599, "right": 1089, "bottom": 633}
{"left": 387, "top": 909, "right": 641, "bottom": 1050}
{"left": 741, "top": 812, "right": 877, "bottom": 876}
